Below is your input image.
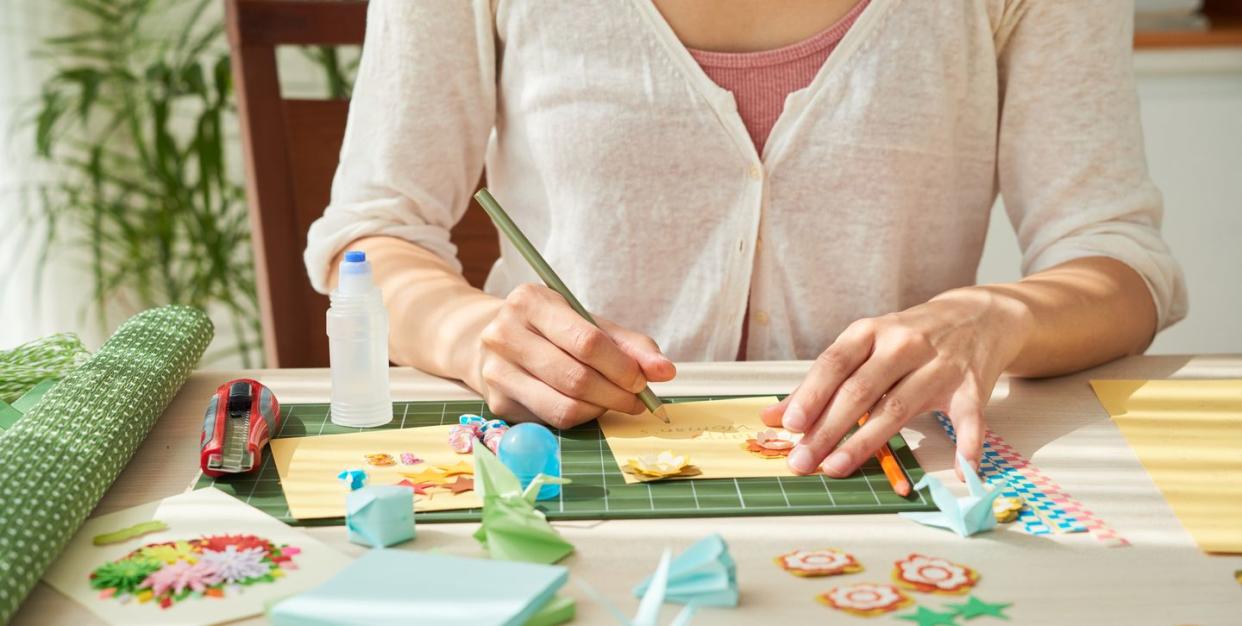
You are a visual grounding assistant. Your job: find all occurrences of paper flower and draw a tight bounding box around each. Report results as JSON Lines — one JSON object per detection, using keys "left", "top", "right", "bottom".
{"left": 992, "top": 496, "right": 1023, "bottom": 523}
{"left": 448, "top": 424, "right": 478, "bottom": 453}
{"left": 138, "top": 560, "right": 222, "bottom": 596}
{"left": 89, "top": 557, "right": 162, "bottom": 594}
{"left": 755, "top": 429, "right": 799, "bottom": 450}
{"left": 892, "top": 553, "right": 979, "bottom": 594}
{"left": 198, "top": 546, "right": 272, "bottom": 584}
{"left": 400, "top": 452, "right": 422, "bottom": 465}
{"left": 622, "top": 451, "right": 703, "bottom": 481}
{"left": 742, "top": 430, "right": 798, "bottom": 458}
{"left": 775, "top": 548, "right": 862, "bottom": 577}
{"left": 135, "top": 540, "right": 201, "bottom": 564}
{"left": 817, "top": 582, "right": 914, "bottom": 617}
{"left": 200, "top": 534, "right": 274, "bottom": 555}
{"left": 365, "top": 453, "right": 397, "bottom": 466}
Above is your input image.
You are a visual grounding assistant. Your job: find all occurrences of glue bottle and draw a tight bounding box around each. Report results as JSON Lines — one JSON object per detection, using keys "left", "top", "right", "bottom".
{"left": 327, "top": 250, "right": 393, "bottom": 427}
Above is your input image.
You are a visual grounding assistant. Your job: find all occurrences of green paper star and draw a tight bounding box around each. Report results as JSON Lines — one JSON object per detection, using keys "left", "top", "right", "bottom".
{"left": 945, "top": 595, "right": 1013, "bottom": 620}
{"left": 897, "top": 606, "right": 961, "bottom": 626}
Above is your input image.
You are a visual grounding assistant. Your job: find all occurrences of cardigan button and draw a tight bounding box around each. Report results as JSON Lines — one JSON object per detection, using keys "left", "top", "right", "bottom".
{"left": 747, "top": 165, "right": 762, "bottom": 181}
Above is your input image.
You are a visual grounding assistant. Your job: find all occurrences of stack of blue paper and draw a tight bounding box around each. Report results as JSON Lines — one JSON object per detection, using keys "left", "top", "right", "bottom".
{"left": 632, "top": 534, "right": 738, "bottom": 608}
{"left": 268, "top": 550, "right": 569, "bottom": 626}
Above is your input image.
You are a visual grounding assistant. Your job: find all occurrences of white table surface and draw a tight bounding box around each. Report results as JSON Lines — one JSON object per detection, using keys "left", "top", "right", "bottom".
{"left": 14, "top": 355, "right": 1242, "bottom": 625}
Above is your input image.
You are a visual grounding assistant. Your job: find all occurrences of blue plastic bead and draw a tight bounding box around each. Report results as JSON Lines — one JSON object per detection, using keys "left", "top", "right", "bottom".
{"left": 497, "top": 423, "right": 561, "bottom": 500}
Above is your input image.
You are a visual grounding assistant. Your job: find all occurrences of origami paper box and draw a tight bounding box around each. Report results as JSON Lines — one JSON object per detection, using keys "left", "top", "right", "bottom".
{"left": 346, "top": 485, "right": 415, "bottom": 548}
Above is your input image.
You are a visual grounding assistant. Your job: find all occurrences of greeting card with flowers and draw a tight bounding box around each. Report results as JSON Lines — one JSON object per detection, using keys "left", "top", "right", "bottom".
{"left": 43, "top": 488, "right": 349, "bottom": 625}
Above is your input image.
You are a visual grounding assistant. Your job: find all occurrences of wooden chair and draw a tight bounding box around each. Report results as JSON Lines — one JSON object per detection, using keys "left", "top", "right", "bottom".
{"left": 226, "top": 0, "right": 499, "bottom": 368}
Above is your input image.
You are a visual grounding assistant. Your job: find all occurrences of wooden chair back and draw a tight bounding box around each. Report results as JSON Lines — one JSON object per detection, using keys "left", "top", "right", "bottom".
{"left": 225, "top": 0, "right": 498, "bottom": 367}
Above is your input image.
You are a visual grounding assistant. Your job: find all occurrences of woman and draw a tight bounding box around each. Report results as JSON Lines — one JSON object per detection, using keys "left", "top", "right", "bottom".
{"left": 305, "top": 0, "right": 1185, "bottom": 479}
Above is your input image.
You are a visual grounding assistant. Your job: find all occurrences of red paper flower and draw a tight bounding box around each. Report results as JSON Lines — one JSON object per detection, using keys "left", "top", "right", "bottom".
{"left": 775, "top": 548, "right": 863, "bottom": 577}
{"left": 892, "top": 553, "right": 979, "bottom": 594}
{"left": 817, "top": 582, "right": 913, "bottom": 616}
{"left": 199, "top": 534, "right": 273, "bottom": 556}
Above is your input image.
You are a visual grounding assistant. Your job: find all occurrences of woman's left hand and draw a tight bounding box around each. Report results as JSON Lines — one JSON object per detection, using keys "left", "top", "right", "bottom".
{"left": 761, "top": 287, "right": 1032, "bottom": 480}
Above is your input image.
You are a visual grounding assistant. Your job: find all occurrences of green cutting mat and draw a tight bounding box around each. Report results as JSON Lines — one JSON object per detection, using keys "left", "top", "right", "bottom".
{"left": 195, "top": 396, "right": 933, "bottom": 524}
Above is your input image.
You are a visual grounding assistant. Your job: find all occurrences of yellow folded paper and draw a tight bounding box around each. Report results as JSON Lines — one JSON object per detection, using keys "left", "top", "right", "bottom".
{"left": 622, "top": 451, "right": 702, "bottom": 481}
{"left": 1091, "top": 379, "right": 1242, "bottom": 554}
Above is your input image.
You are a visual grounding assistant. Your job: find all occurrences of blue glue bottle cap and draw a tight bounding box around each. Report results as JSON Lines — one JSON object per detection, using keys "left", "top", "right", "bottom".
{"left": 498, "top": 423, "right": 561, "bottom": 500}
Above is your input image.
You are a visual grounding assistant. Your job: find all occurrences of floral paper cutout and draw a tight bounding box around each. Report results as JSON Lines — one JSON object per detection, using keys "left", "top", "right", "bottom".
{"left": 622, "top": 451, "right": 703, "bottom": 481}
{"left": 817, "top": 582, "right": 914, "bottom": 617}
{"left": 88, "top": 534, "right": 300, "bottom": 610}
{"left": 775, "top": 548, "right": 863, "bottom": 577}
{"left": 364, "top": 453, "right": 397, "bottom": 467}
{"left": 992, "top": 496, "right": 1023, "bottom": 523}
{"left": 742, "top": 429, "right": 800, "bottom": 458}
{"left": 892, "top": 553, "right": 979, "bottom": 595}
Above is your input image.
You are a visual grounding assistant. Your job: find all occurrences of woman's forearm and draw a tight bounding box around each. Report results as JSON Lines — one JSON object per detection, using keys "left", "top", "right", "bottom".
{"left": 330, "top": 236, "right": 502, "bottom": 390}
{"left": 946, "top": 256, "right": 1158, "bottom": 378}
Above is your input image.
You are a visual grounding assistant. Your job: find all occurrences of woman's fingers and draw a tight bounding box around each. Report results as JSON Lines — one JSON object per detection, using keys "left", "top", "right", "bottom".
{"left": 947, "top": 387, "right": 985, "bottom": 481}
{"left": 598, "top": 319, "right": 677, "bottom": 382}
{"left": 782, "top": 323, "right": 874, "bottom": 433}
{"left": 489, "top": 324, "right": 645, "bottom": 414}
{"left": 817, "top": 364, "right": 949, "bottom": 477}
{"left": 513, "top": 285, "right": 649, "bottom": 393}
{"left": 480, "top": 356, "right": 605, "bottom": 429}
{"left": 760, "top": 394, "right": 793, "bottom": 427}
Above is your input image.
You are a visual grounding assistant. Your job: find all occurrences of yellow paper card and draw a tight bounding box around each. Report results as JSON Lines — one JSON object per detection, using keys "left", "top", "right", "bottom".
{"left": 1090, "top": 379, "right": 1242, "bottom": 554}
{"left": 598, "top": 396, "right": 798, "bottom": 484}
{"left": 270, "top": 425, "right": 482, "bottom": 519}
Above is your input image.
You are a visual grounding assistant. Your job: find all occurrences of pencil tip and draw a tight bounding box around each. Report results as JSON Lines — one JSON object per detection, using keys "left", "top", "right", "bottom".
{"left": 653, "top": 405, "right": 670, "bottom": 424}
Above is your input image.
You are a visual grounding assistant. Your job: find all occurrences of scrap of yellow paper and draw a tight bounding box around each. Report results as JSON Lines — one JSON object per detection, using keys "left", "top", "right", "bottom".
{"left": 270, "top": 425, "right": 482, "bottom": 519}
{"left": 1090, "top": 379, "right": 1242, "bottom": 554}
{"left": 598, "top": 396, "right": 796, "bottom": 484}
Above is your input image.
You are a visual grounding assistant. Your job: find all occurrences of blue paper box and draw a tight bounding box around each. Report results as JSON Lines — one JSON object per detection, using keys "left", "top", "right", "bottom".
{"left": 345, "top": 485, "right": 415, "bottom": 547}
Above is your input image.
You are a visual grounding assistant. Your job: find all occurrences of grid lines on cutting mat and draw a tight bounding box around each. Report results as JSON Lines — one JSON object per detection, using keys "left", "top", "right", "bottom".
{"left": 196, "top": 397, "right": 933, "bottom": 525}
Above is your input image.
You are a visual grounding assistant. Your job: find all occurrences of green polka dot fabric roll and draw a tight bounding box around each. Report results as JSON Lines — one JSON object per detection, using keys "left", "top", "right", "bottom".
{"left": 0, "top": 306, "right": 213, "bottom": 621}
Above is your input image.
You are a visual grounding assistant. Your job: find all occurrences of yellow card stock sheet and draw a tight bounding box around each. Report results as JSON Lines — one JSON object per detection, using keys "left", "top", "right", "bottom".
{"left": 270, "top": 425, "right": 482, "bottom": 519}
{"left": 598, "top": 396, "right": 795, "bottom": 484}
{"left": 1090, "top": 379, "right": 1242, "bottom": 554}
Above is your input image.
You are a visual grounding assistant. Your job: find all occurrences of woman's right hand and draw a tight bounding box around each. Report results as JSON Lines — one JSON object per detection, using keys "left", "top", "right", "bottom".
{"left": 476, "top": 283, "right": 677, "bottom": 428}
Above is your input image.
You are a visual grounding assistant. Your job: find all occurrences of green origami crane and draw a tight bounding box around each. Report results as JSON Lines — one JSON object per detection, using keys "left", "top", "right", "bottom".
{"left": 472, "top": 444, "right": 574, "bottom": 564}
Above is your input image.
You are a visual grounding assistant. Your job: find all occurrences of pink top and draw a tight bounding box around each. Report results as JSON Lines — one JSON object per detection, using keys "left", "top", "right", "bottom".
{"left": 687, "top": 0, "right": 870, "bottom": 155}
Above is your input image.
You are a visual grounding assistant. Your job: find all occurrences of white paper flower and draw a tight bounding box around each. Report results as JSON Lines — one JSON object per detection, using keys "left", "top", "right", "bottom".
{"left": 636, "top": 451, "right": 688, "bottom": 474}
{"left": 893, "top": 553, "right": 977, "bottom": 593}
{"left": 754, "top": 429, "right": 799, "bottom": 450}
{"left": 198, "top": 546, "right": 271, "bottom": 583}
{"left": 819, "top": 583, "right": 911, "bottom": 615}
{"left": 777, "top": 548, "right": 860, "bottom": 577}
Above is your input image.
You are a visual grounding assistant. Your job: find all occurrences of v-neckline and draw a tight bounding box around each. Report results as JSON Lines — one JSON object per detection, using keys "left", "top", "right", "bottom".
{"left": 628, "top": 0, "right": 893, "bottom": 165}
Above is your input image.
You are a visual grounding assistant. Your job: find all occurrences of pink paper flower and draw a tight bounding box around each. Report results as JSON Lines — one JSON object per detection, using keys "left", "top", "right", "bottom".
{"left": 754, "top": 429, "right": 799, "bottom": 450}
{"left": 198, "top": 546, "right": 272, "bottom": 583}
{"left": 139, "top": 560, "right": 222, "bottom": 596}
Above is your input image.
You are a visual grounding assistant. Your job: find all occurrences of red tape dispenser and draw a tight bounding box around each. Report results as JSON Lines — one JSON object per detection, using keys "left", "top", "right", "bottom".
{"left": 200, "top": 378, "right": 281, "bottom": 478}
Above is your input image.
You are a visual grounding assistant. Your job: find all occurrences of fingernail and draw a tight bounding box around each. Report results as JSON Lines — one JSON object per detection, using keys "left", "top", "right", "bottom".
{"left": 783, "top": 404, "right": 808, "bottom": 432}
{"left": 788, "top": 446, "right": 816, "bottom": 474}
{"left": 821, "top": 451, "right": 852, "bottom": 477}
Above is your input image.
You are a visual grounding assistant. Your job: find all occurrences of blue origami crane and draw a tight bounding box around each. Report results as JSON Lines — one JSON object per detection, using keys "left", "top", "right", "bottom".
{"left": 898, "top": 453, "right": 1001, "bottom": 537}
{"left": 578, "top": 548, "right": 698, "bottom": 626}
{"left": 633, "top": 533, "right": 738, "bottom": 608}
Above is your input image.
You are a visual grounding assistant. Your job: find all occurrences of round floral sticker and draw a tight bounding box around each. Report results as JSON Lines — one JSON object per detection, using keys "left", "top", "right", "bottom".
{"left": 817, "top": 582, "right": 914, "bottom": 616}
{"left": 892, "top": 553, "right": 979, "bottom": 594}
{"left": 775, "top": 548, "right": 863, "bottom": 577}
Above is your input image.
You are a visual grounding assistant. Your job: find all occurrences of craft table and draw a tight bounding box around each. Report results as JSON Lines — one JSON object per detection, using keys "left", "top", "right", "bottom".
{"left": 13, "top": 356, "right": 1242, "bottom": 625}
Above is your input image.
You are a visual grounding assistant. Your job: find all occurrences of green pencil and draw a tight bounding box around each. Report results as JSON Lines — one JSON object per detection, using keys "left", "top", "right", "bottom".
{"left": 473, "top": 188, "right": 671, "bottom": 423}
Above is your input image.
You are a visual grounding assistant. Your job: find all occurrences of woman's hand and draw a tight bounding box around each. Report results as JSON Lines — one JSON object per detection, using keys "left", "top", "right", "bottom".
{"left": 761, "top": 287, "right": 1033, "bottom": 479}
{"left": 477, "top": 283, "right": 677, "bottom": 428}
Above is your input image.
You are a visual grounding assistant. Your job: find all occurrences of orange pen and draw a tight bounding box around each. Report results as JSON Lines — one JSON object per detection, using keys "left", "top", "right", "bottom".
{"left": 857, "top": 413, "right": 912, "bottom": 497}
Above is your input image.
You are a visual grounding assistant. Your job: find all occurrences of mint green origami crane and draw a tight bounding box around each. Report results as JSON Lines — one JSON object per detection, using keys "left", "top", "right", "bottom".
{"left": 472, "top": 445, "right": 574, "bottom": 564}
{"left": 578, "top": 548, "right": 698, "bottom": 626}
{"left": 899, "top": 452, "right": 1001, "bottom": 537}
